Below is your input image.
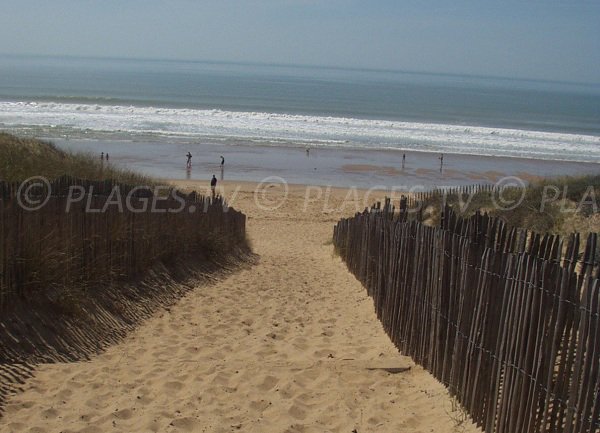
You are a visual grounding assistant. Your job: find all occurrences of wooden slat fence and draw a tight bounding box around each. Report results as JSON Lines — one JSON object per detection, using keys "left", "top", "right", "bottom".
{"left": 333, "top": 198, "right": 599, "bottom": 433}
{"left": 0, "top": 176, "right": 246, "bottom": 312}
{"left": 413, "top": 183, "right": 499, "bottom": 202}
{"left": 390, "top": 183, "right": 525, "bottom": 221}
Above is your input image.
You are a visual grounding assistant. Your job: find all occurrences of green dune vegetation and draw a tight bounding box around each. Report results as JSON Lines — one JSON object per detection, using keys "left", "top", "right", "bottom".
{"left": 0, "top": 131, "right": 153, "bottom": 184}
{"left": 420, "top": 174, "right": 600, "bottom": 238}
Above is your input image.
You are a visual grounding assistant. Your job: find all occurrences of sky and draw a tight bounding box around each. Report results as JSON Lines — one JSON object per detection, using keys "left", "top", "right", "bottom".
{"left": 0, "top": 0, "right": 599, "bottom": 84}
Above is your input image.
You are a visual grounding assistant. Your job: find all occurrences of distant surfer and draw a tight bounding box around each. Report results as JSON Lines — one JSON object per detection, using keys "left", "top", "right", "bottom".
{"left": 220, "top": 155, "right": 225, "bottom": 166}
{"left": 306, "top": 148, "right": 310, "bottom": 156}
{"left": 186, "top": 152, "right": 192, "bottom": 168}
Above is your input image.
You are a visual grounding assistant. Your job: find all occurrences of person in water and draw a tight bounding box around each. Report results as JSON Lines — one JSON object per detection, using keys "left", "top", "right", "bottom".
{"left": 186, "top": 152, "right": 192, "bottom": 168}
{"left": 220, "top": 155, "right": 225, "bottom": 166}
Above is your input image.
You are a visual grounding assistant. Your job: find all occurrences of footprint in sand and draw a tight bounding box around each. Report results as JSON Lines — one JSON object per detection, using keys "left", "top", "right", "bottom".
{"left": 163, "top": 381, "right": 184, "bottom": 392}
{"left": 313, "top": 348, "right": 335, "bottom": 358}
{"left": 211, "top": 372, "right": 231, "bottom": 386}
{"left": 23, "top": 427, "right": 48, "bottom": 433}
{"left": 294, "top": 392, "right": 319, "bottom": 405}
{"left": 293, "top": 368, "right": 322, "bottom": 388}
{"left": 257, "top": 375, "right": 279, "bottom": 391}
{"left": 169, "top": 417, "right": 202, "bottom": 432}
{"left": 288, "top": 401, "right": 308, "bottom": 420}
{"left": 56, "top": 388, "right": 74, "bottom": 399}
{"left": 113, "top": 408, "right": 134, "bottom": 420}
{"left": 78, "top": 426, "right": 104, "bottom": 433}
{"left": 40, "top": 407, "right": 59, "bottom": 419}
{"left": 292, "top": 338, "right": 309, "bottom": 351}
{"left": 320, "top": 329, "right": 334, "bottom": 337}
{"left": 266, "top": 332, "right": 285, "bottom": 340}
{"left": 255, "top": 347, "right": 278, "bottom": 358}
{"left": 249, "top": 399, "right": 271, "bottom": 412}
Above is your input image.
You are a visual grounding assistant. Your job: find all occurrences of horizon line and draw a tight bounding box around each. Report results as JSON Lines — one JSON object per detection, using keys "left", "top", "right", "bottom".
{"left": 1, "top": 51, "right": 599, "bottom": 88}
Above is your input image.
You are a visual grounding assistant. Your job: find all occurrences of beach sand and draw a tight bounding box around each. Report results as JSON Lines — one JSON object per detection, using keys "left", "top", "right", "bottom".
{"left": 0, "top": 180, "right": 480, "bottom": 433}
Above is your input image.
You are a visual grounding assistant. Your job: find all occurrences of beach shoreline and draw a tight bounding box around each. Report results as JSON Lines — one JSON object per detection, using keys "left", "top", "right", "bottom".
{"left": 53, "top": 138, "right": 600, "bottom": 190}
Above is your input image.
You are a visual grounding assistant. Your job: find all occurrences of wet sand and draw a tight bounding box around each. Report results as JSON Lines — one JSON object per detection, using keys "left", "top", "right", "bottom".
{"left": 53, "top": 138, "right": 599, "bottom": 189}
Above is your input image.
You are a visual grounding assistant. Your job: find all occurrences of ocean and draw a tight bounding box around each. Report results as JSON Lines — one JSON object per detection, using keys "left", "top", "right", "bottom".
{"left": 1, "top": 54, "right": 599, "bottom": 164}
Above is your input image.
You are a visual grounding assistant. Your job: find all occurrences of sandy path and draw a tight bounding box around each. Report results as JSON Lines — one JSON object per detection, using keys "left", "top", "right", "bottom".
{"left": 1, "top": 182, "right": 479, "bottom": 433}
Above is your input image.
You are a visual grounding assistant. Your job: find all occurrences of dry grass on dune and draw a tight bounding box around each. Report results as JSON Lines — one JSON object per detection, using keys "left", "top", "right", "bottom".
{"left": 0, "top": 132, "right": 154, "bottom": 185}
{"left": 0, "top": 132, "right": 248, "bottom": 315}
{"left": 422, "top": 174, "right": 600, "bottom": 238}
{"left": 0, "top": 134, "right": 252, "bottom": 422}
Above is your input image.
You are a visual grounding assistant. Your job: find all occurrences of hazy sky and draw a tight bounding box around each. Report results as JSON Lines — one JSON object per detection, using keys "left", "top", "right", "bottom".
{"left": 1, "top": 0, "right": 599, "bottom": 83}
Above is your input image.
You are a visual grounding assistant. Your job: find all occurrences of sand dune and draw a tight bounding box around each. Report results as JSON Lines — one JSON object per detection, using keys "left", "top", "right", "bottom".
{"left": 1, "top": 181, "right": 480, "bottom": 433}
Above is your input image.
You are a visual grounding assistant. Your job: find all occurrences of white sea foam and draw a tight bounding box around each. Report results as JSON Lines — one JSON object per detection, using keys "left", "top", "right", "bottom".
{"left": 1, "top": 101, "right": 599, "bottom": 162}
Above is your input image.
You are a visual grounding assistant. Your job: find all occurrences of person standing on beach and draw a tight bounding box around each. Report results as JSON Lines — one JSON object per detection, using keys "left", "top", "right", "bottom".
{"left": 219, "top": 156, "right": 225, "bottom": 180}
{"left": 400, "top": 194, "right": 408, "bottom": 213}
{"left": 210, "top": 174, "right": 217, "bottom": 198}
{"left": 106, "top": 153, "right": 109, "bottom": 161}
{"left": 186, "top": 152, "right": 192, "bottom": 168}
{"left": 101, "top": 152, "right": 104, "bottom": 161}
{"left": 439, "top": 153, "right": 444, "bottom": 171}
{"left": 402, "top": 153, "right": 406, "bottom": 169}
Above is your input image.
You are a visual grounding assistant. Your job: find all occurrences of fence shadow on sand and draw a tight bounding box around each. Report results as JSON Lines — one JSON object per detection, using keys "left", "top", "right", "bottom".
{"left": 0, "top": 176, "right": 255, "bottom": 415}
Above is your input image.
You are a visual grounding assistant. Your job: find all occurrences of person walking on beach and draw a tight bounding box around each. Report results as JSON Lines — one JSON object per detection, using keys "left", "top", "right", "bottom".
{"left": 220, "top": 155, "right": 225, "bottom": 166}
{"left": 210, "top": 174, "right": 217, "bottom": 199}
{"left": 101, "top": 152, "right": 104, "bottom": 161}
{"left": 186, "top": 152, "right": 192, "bottom": 168}
{"left": 439, "top": 153, "right": 444, "bottom": 171}
{"left": 402, "top": 153, "right": 406, "bottom": 169}
{"left": 106, "top": 153, "right": 109, "bottom": 162}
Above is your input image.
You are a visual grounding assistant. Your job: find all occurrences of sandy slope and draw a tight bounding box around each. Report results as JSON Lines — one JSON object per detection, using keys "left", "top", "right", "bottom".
{"left": 1, "top": 181, "right": 480, "bottom": 433}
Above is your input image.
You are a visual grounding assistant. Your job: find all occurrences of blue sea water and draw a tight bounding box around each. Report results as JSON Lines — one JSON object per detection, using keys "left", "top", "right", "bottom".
{"left": 0, "top": 54, "right": 599, "bottom": 162}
